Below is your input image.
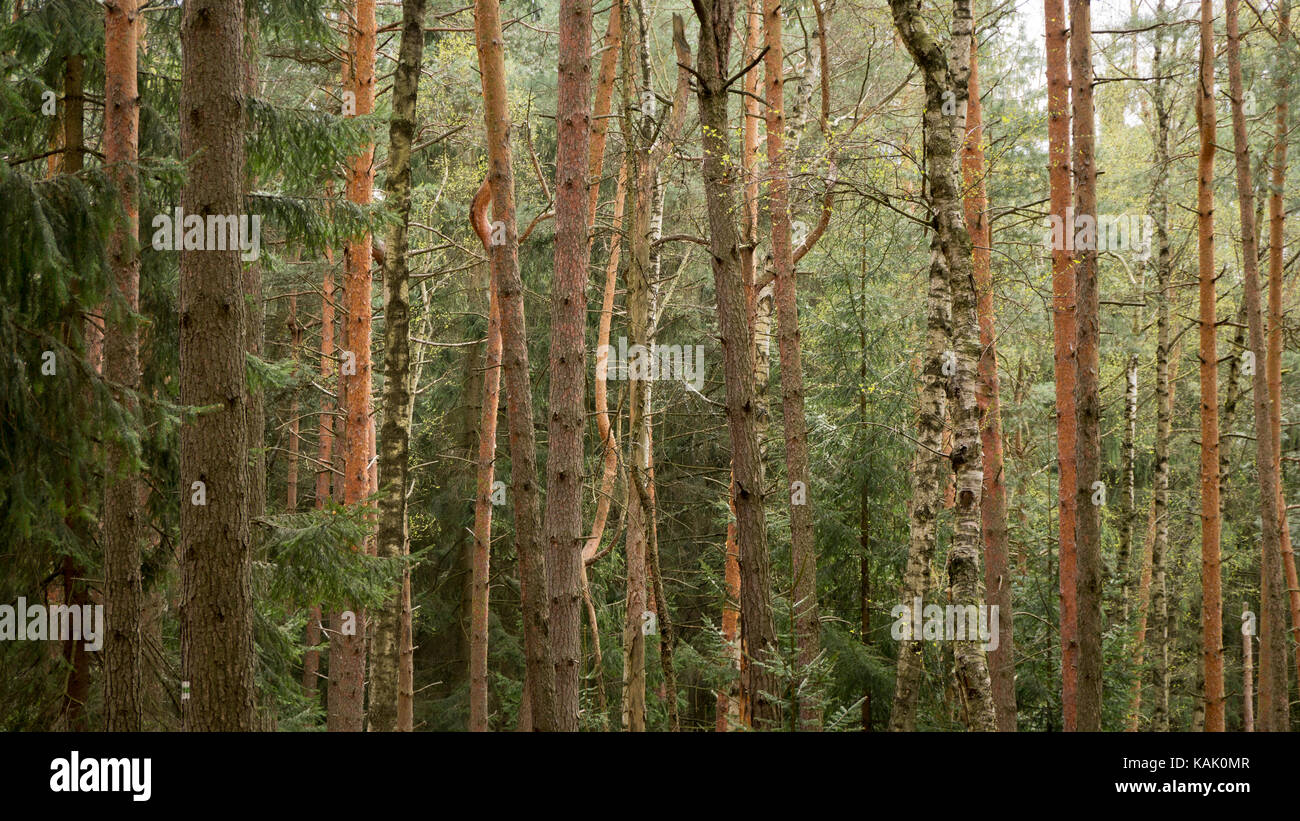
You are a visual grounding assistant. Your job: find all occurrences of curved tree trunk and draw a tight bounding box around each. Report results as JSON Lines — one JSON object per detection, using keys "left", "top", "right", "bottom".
{"left": 468, "top": 179, "right": 501, "bottom": 732}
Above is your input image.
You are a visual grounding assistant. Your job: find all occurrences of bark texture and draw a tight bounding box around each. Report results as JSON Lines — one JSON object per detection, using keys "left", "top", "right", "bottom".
{"left": 178, "top": 0, "right": 255, "bottom": 732}
{"left": 474, "top": 0, "right": 558, "bottom": 730}
{"left": 368, "top": 0, "right": 425, "bottom": 733}
{"left": 103, "top": 0, "right": 143, "bottom": 732}
{"left": 693, "top": 0, "right": 781, "bottom": 728}
{"left": 1226, "top": 0, "right": 1290, "bottom": 732}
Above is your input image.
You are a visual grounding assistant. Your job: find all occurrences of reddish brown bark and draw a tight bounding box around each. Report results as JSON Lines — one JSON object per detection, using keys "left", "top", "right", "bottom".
{"left": 1267, "top": 0, "right": 1300, "bottom": 697}
{"left": 1045, "top": 0, "right": 1077, "bottom": 732}
{"left": 328, "top": 0, "right": 376, "bottom": 733}
{"left": 763, "top": 0, "right": 819, "bottom": 730}
{"left": 1069, "top": 0, "right": 1102, "bottom": 733}
{"left": 103, "top": 0, "right": 142, "bottom": 732}
{"left": 1226, "top": 0, "right": 1290, "bottom": 732}
{"left": 1198, "top": 0, "right": 1226, "bottom": 734}
{"left": 469, "top": 178, "right": 500, "bottom": 732}
{"left": 178, "top": 0, "right": 255, "bottom": 732}
{"left": 963, "top": 41, "right": 1015, "bottom": 731}
{"left": 586, "top": 0, "right": 622, "bottom": 229}
{"left": 543, "top": 0, "right": 593, "bottom": 731}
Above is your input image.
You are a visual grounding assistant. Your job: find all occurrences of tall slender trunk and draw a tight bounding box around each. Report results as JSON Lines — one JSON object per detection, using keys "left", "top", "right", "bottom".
{"left": 103, "top": 0, "right": 143, "bottom": 732}
{"left": 474, "top": 0, "right": 557, "bottom": 731}
{"left": 287, "top": 294, "right": 301, "bottom": 514}
{"left": 243, "top": 17, "right": 266, "bottom": 547}
{"left": 1226, "top": 0, "right": 1290, "bottom": 732}
{"left": 466, "top": 181, "right": 499, "bottom": 730}
{"left": 304, "top": 260, "right": 334, "bottom": 696}
{"left": 178, "top": 0, "right": 255, "bottom": 732}
{"left": 368, "top": 0, "right": 425, "bottom": 733}
{"left": 1147, "top": 16, "right": 1172, "bottom": 732}
{"left": 716, "top": 0, "right": 765, "bottom": 732}
{"left": 328, "top": 0, "right": 377, "bottom": 732}
{"left": 1069, "top": 0, "right": 1102, "bottom": 732}
{"left": 642, "top": 19, "right": 691, "bottom": 732}
{"left": 53, "top": 50, "right": 95, "bottom": 731}
{"left": 619, "top": 0, "right": 652, "bottom": 730}
{"left": 887, "top": 0, "right": 994, "bottom": 732}
{"left": 1119, "top": 347, "right": 1137, "bottom": 624}
{"left": 694, "top": 0, "right": 780, "bottom": 728}
{"left": 1128, "top": 342, "right": 1181, "bottom": 731}
{"left": 763, "top": 0, "right": 820, "bottom": 730}
{"left": 1195, "top": 0, "right": 1226, "bottom": 733}
{"left": 582, "top": 166, "right": 626, "bottom": 728}
{"left": 542, "top": 0, "right": 593, "bottom": 732}
{"left": 587, "top": 0, "right": 623, "bottom": 229}
{"left": 1267, "top": 0, "right": 1300, "bottom": 696}
{"left": 1045, "top": 0, "right": 1077, "bottom": 731}
{"left": 963, "top": 39, "right": 1015, "bottom": 731}
{"left": 469, "top": 179, "right": 500, "bottom": 732}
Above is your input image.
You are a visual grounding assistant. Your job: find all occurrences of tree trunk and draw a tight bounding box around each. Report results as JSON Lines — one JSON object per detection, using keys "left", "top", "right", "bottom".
{"left": 586, "top": 0, "right": 622, "bottom": 229}
{"left": 468, "top": 179, "right": 500, "bottom": 732}
{"left": 715, "top": 0, "right": 764, "bottom": 732}
{"left": 963, "top": 39, "right": 1015, "bottom": 732}
{"left": 328, "top": 0, "right": 377, "bottom": 733}
{"left": 542, "top": 0, "right": 593, "bottom": 733}
{"left": 763, "top": 0, "right": 820, "bottom": 730}
{"left": 1069, "top": 0, "right": 1102, "bottom": 733}
{"left": 694, "top": 0, "right": 780, "bottom": 728}
{"left": 1195, "top": 0, "right": 1226, "bottom": 734}
{"left": 178, "top": 0, "right": 255, "bottom": 732}
{"left": 619, "top": 0, "right": 652, "bottom": 730}
{"left": 887, "top": 9, "right": 953, "bottom": 734}
{"left": 1147, "top": 17, "right": 1173, "bottom": 732}
{"left": 368, "top": 0, "right": 425, "bottom": 733}
{"left": 103, "top": 0, "right": 143, "bottom": 732}
{"left": 473, "top": 0, "right": 558, "bottom": 731}
{"left": 1044, "top": 0, "right": 1077, "bottom": 732}
{"left": 1128, "top": 341, "right": 1181, "bottom": 731}
{"left": 1267, "top": 0, "right": 1300, "bottom": 698}
{"left": 304, "top": 259, "right": 335, "bottom": 697}
{"left": 1226, "top": 0, "right": 1290, "bottom": 732}
{"left": 243, "top": 17, "right": 266, "bottom": 550}
{"left": 886, "top": 0, "right": 995, "bottom": 733}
